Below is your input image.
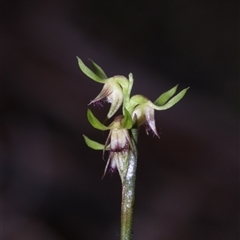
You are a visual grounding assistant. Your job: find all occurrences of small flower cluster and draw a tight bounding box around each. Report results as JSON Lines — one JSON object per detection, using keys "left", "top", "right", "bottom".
{"left": 78, "top": 57, "right": 189, "bottom": 181}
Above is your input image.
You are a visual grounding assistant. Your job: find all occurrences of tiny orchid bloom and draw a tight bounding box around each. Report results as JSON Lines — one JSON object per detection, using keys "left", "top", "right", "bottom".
{"left": 128, "top": 85, "right": 190, "bottom": 137}
{"left": 83, "top": 109, "right": 133, "bottom": 182}
{"left": 104, "top": 115, "right": 133, "bottom": 179}
{"left": 89, "top": 76, "right": 128, "bottom": 119}
{"left": 131, "top": 96, "right": 159, "bottom": 137}
{"left": 77, "top": 57, "right": 129, "bottom": 118}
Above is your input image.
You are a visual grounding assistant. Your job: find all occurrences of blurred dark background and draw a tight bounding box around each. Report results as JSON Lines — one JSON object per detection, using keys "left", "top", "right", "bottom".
{"left": 2, "top": 1, "right": 239, "bottom": 239}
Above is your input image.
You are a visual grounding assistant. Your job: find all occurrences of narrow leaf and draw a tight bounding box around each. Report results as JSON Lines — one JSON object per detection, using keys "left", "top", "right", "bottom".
{"left": 83, "top": 135, "right": 105, "bottom": 150}
{"left": 87, "top": 109, "right": 109, "bottom": 131}
{"left": 152, "top": 87, "right": 190, "bottom": 110}
{"left": 77, "top": 57, "right": 105, "bottom": 83}
{"left": 154, "top": 85, "right": 178, "bottom": 106}
{"left": 90, "top": 59, "right": 108, "bottom": 79}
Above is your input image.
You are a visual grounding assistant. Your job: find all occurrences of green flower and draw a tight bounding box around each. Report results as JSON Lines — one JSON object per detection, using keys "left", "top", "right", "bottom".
{"left": 83, "top": 109, "right": 133, "bottom": 181}
{"left": 128, "top": 85, "right": 190, "bottom": 137}
{"left": 77, "top": 57, "right": 129, "bottom": 118}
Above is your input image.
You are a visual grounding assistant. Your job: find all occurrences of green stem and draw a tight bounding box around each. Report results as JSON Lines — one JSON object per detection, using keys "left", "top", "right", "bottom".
{"left": 120, "top": 128, "right": 138, "bottom": 240}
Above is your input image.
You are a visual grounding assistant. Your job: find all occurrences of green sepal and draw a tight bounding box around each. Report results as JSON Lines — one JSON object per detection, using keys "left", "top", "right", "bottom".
{"left": 77, "top": 57, "right": 105, "bottom": 83}
{"left": 87, "top": 109, "right": 109, "bottom": 131}
{"left": 151, "top": 87, "right": 190, "bottom": 110}
{"left": 113, "top": 76, "right": 129, "bottom": 91}
{"left": 90, "top": 59, "right": 108, "bottom": 79}
{"left": 122, "top": 108, "right": 133, "bottom": 129}
{"left": 127, "top": 95, "right": 148, "bottom": 114}
{"left": 154, "top": 84, "right": 178, "bottom": 106}
{"left": 83, "top": 134, "right": 106, "bottom": 150}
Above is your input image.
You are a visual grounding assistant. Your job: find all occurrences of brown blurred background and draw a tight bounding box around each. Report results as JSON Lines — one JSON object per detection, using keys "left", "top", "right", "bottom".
{"left": 2, "top": 1, "right": 239, "bottom": 239}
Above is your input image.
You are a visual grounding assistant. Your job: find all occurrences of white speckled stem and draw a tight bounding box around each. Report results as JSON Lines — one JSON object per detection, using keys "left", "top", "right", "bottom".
{"left": 120, "top": 128, "right": 138, "bottom": 240}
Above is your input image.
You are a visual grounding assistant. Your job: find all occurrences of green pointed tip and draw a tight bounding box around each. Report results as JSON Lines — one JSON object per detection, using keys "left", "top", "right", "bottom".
{"left": 154, "top": 84, "right": 179, "bottom": 106}
{"left": 152, "top": 86, "right": 190, "bottom": 110}
{"left": 89, "top": 59, "right": 108, "bottom": 79}
{"left": 83, "top": 134, "right": 106, "bottom": 150}
{"left": 87, "top": 109, "right": 109, "bottom": 131}
{"left": 77, "top": 57, "right": 106, "bottom": 83}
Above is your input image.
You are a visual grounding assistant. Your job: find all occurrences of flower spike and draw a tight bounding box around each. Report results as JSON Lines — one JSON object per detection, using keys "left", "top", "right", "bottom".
{"left": 79, "top": 57, "right": 189, "bottom": 240}
{"left": 79, "top": 57, "right": 189, "bottom": 178}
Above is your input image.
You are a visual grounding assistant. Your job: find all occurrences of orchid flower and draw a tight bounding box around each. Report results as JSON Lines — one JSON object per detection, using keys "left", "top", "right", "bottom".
{"left": 83, "top": 109, "right": 133, "bottom": 181}
{"left": 77, "top": 57, "right": 129, "bottom": 118}
{"left": 128, "top": 85, "right": 190, "bottom": 137}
